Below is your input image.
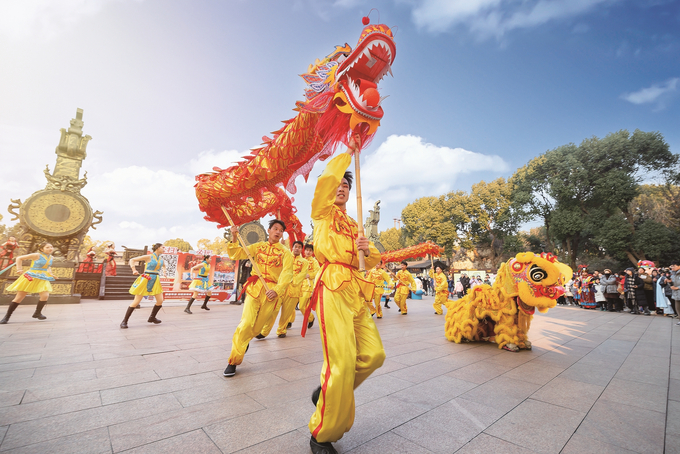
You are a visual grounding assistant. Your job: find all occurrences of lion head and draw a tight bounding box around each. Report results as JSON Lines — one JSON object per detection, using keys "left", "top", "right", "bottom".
{"left": 496, "top": 252, "right": 573, "bottom": 314}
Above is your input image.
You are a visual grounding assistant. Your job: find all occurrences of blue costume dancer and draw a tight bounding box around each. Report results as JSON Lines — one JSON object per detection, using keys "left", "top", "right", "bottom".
{"left": 120, "top": 243, "right": 167, "bottom": 328}
{"left": 185, "top": 255, "right": 213, "bottom": 313}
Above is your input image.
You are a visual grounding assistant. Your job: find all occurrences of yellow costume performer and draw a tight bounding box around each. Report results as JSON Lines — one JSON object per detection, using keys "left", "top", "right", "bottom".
{"left": 304, "top": 152, "right": 385, "bottom": 446}
{"left": 394, "top": 266, "right": 416, "bottom": 315}
{"left": 298, "top": 248, "right": 321, "bottom": 328}
{"left": 365, "top": 265, "right": 393, "bottom": 319}
{"left": 224, "top": 227, "right": 293, "bottom": 372}
{"left": 260, "top": 250, "right": 308, "bottom": 337}
{"left": 433, "top": 269, "right": 448, "bottom": 315}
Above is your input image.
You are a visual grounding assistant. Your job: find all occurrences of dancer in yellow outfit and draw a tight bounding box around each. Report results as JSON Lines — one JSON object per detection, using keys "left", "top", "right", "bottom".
{"left": 305, "top": 136, "right": 385, "bottom": 454}
{"left": 433, "top": 266, "right": 448, "bottom": 315}
{"left": 120, "top": 243, "right": 167, "bottom": 328}
{"left": 394, "top": 261, "right": 416, "bottom": 315}
{"left": 298, "top": 243, "right": 320, "bottom": 329}
{"left": 258, "top": 240, "right": 308, "bottom": 338}
{"left": 1, "top": 242, "right": 54, "bottom": 324}
{"left": 223, "top": 219, "right": 294, "bottom": 377}
{"left": 365, "top": 261, "right": 393, "bottom": 319}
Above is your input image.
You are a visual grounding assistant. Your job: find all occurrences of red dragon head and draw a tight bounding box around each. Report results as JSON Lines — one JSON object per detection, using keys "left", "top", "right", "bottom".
{"left": 296, "top": 19, "right": 396, "bottom": 138}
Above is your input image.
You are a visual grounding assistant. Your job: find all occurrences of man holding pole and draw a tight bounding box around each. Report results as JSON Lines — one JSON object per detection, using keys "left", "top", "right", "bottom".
{"left": 299, "top": 243, "right": 320, "bottom": 329}
{"left": 304, "top": 135, "right": 385, "bottom": 454}
{"left": 433, "top": 265, "right": 448, "bottom": 315}
{"left": 365, "top": 260, "right": 393, "bottom": 319}
{"left": 222, "top": 219, "right": 293, "bottom": 377}
{"left": 394, "top": 261, "right": 417, "bottom": 315}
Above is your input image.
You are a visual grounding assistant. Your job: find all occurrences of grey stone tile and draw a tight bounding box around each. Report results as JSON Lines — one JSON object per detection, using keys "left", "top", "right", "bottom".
{"left": 561, "top": 433, "right": 637, "bottom": 454}
{"left": 458, "top": 376, "right": 541, "bottom": 414}
{"left": 455, "top": 433, "right": 537, "bottom": 454}
{"left": 0, "top": 369, "right": 35, "bottom": 380}
{"left": 667, "top": 399, "right": 680, "bottom": 437}
{"left": 446, "top": 360, "right": 511, "bottom": 384}
{"left": 558, "top": 361, "right": 619, "bottom": 387}
{"left": 389, "top": 375, "right": 477, "bottom": 409}
{"left": 530, "top": 377, "right": 604, "bottom": 413}
{"left": 270, "top": 361, "right": 324, "bottom": 382}
{"left": 615, "top": 354, "right": 670, "bottom": 387}
{"left": 173, "top": 372, "right": 288, "bottom": 407}
{"left": 501, "top": 360, "right": 566, "bottom": 386}
{"left": 1, "top": 393, "right": 181, "bottom": 450}
{"left": 667, "top": 434, "right": 680, "bottom": 454}
{"left": 109, "top": 394, "right": 263, "bottom": 452}
{"left": 332, "top": 395, "right": 433, "bottom": 452}
{"left": 600, "top": 377, "right": 667, "bottom": 413}
{"left": 575, "top": 400, "right": 666, "bottom": 454}
{"left": 100, "top": 371, "right": 217, "bottom": 405}
{"left": 389, "top": 347, "right": 452, "bottom": 366}
{"left": 354, "top": 374, "right": 416, "bottom": 407}
{"left": 0, "top": 427, "right": 111, "bottom": 454}
{"left": 670, "top": 378, "right": 680, "bottom": 402}
{"left": 203, "top": 397, "right": 312, "bottom": 453}
{"left": 0, "top": 391, "right": 25, "bottom": 408}
{"left": 485, "top": 399, "right": 585, "bottom": 453}
{"left": 22, "top": 370, "right": 160, "bottom": 403}
{"left": 0, "top": 391, "right": 101, "bottom": 426}
{"left": 232, "top": 429, "right": 311, "bottom": 454}
{"left": 346, "top": 432, "right": 433, "bottom": 453}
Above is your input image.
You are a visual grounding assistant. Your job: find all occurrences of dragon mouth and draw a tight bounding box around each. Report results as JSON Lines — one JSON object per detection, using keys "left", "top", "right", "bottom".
{"left": 335, "top": 27, "right": 395, "bottom": 120}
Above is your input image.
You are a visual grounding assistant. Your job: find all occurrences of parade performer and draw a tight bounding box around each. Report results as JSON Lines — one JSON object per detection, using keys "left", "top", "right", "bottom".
{"left": 365, "top": 260, "right": 393, "bottom": 319}
{"left": 184, "top": 255, "right": 213, "bottom": 314}
{"left": 0, "top": 241, "right": 55, "bottom": 324}
{"left": 104, "top": 243, "right": 117, "bottom": 276}
{"left": 577, "top": 270, "right": 596, "bottom": 309}
{"left": 222, "top": 220, "right": 294, "bottom": 377}
{"left": 120, "top": 243, "right": 167, "bottom": 328}
{"left": 298, "top": 243, "right": 321, "bottom": 329}
{"left": 394, "top": 261, "right": 416, "bottom": 315}
{"left": 433, "top": 265, "right": 448, "bottom": 315}
{"left": 0, "top": 236, "right": 19, "bottom": 265}
{"left": 303, "top": 135, "right": 384, "bottom": 453}
{"left": 445, "top": 252, "right": 571, "bottom": 351}
{"left": 77, "top": 246, "right": 96, "bottom": 273}
{"left": 258, "top": 240, "right": 308, "bottom": 338}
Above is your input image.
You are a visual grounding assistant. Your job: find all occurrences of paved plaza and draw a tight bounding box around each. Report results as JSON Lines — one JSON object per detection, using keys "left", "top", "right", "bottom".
{"left": 0, "top": 296, "right": 678, "bottom": 453}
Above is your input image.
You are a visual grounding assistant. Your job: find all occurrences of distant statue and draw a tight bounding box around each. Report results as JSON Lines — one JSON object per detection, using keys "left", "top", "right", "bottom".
{"left": 364, "top": 200, "right": 381, "bottom": 243}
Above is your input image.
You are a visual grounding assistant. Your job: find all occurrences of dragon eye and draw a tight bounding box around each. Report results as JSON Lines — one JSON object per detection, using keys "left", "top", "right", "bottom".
{"left": 529, "top": 265, "right": 547, "bottom": 282}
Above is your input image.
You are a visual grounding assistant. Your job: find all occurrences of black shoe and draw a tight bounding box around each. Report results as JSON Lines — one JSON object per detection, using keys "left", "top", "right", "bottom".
{"left": 307, "top": 320, "right": 314, "bottom": 329}
{"left": 311, "top": 385, "right": 321, "bottom": 406}
{"left": 644, "top": 311, "right": 651, "bottom": 316}
{"left": 120, "top": 306, "right": 135, "bottom": 329}
{"left": 384, "top": 304, "right": 390, "bottom": 308}
{"left": 184, "top": 308, "right": 192, "bottom": 314}
{"left": 255, "top": 334, "right": 265, "bottom": 339}
{"left": 278, "top": 333, "right": 286, "bottom": 338}
{"left": 310, "top": 436, "right": 337, "bottom": 454}
{"left": 287, "top": 322, "right": 292, "bottom": 329}
{"left": 148, "top": 305, "right": 162, "bottom": 324}
{"left": 397, "top": 309, "right": 401, "bottom": 313}
{"left": 32, "top": 313, "right": 47, "bottom": 320}
{"left": 201, "top": 305, "right": 210, "bottom": 311}
{"left": 223, "top": 364, "right": 236, "bottom": 377}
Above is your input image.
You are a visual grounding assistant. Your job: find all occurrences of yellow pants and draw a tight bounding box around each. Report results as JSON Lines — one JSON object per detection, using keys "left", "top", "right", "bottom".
{"left": 433, "top": 291, "right": 447, "bottom": 314}
{"left": 309, "top": 280, "right": 385, "bottom": 443}
{"left": 259, "top": 297, "right": 283, "bottom": 337}
{"left": 229, "top": 291, "right": 278, "bottom": 365}
{"left": 372, "top": 291, "right": 383, "bottom": 318}
{"left": 299, "top": 293, "right": 315, "bottom": 324}
{"left": 364, "top": 299, "right": 376, "bottom": 315}
{"left": 276, "top": 295, "right": 298, "bottom": 336}
{"left": 394, "top": 287, "right": 410, "bottom": 314}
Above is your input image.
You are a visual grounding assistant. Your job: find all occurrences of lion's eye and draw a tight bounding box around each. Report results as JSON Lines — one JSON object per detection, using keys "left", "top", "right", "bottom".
{"left": 529, "top": 265, "right": 547, "bottom": 282}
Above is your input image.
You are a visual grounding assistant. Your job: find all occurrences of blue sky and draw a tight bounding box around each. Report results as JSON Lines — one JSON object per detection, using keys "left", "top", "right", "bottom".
{"left": 0, "top": 0, "right": 678, "bottom": 249}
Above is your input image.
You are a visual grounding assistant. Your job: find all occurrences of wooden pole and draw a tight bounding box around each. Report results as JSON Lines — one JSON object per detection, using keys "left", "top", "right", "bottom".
{"left": 220, "top": 206, "right": 270, "bottom": 293}
{"left": 354, "top": 154, "right": 366, "bottom": 272}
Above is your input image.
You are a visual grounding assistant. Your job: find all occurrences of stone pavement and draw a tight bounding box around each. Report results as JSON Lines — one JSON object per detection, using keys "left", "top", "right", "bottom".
{"left": 0, "top": 296, "right": 677, "bottom": 453}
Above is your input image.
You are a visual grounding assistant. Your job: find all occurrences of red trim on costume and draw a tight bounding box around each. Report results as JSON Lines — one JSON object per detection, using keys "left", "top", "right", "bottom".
{"left": 237, "top": 275, "right": 276, "bottom": 301}
{"left": 312, "top": 287, "right": 332, "bottom": 439}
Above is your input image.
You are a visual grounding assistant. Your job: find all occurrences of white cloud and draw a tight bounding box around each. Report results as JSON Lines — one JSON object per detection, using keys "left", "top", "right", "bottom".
{"left": 621, "top": 77, "right": 679, "bottom": 108}
{"left": 361, "top": 134, "right": 509, "bottom": 199}
{"left": 0, "top": 0, "right": 126, "bottom": 41}
{"left": 188, "top": 149, "right": 245, "bottom": 176}
{"left": 412, "top": 0, "right": 619, "bottom": 38}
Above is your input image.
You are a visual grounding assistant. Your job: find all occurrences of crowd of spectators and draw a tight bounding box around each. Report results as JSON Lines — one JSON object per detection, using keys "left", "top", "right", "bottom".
{"left": 559, "top": 262, "right": 680, "bottom": 322}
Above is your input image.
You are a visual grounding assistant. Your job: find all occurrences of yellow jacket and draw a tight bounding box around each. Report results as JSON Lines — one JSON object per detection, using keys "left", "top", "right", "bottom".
{"left": 286, "top": 254, "right": 310, "bottom": 298}
{"left": 227, "top": 240, "right": 293, "bottom": 298}
{"left": 312, "top": 153, "right": 380, "bottom": 299}
{"left": 396, "top": 269, "right": 417, "bottom": 292}
{"left": 301, "top": 256, "right": 320, "bottom": 294}
{"left": 435, "top": 271, "right": 448, "bottom": 293}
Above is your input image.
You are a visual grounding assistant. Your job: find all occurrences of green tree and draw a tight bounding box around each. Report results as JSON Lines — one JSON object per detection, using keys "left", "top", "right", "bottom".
{"left": 164, "top": 238, "right": 193, "bottom": 252}
{"left": 401, "top": 194, "right": 463, "bottom": 257}
{"left": 511, "top": 129, "right": 678, "bottom": 267}
{"left": 379, "top": 227, "right": 405, "bottom": 252}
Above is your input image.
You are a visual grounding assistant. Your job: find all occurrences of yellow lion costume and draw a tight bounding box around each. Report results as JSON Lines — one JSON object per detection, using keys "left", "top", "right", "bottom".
{"left": 445, "top": 252, "right": 572, "bottom": 352}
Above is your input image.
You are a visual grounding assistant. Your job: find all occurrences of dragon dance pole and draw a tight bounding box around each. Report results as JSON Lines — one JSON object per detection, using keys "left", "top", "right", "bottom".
{"left": 354, "top": 152, "right": 366, "bottom": 272}
{"left": 220, "top": 206, "right": 271, "bottom": 294}
{"left": 0, "top": 263, "right": 16, "bottom": 276}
